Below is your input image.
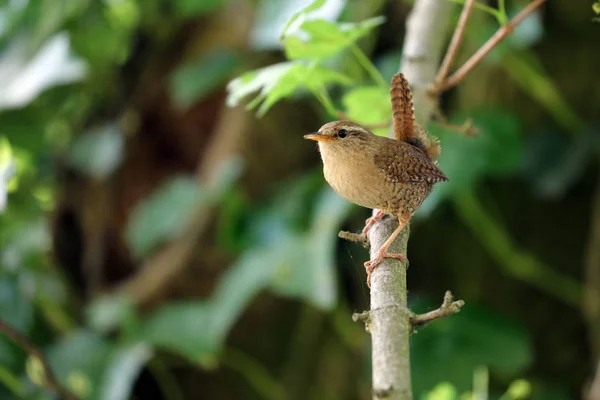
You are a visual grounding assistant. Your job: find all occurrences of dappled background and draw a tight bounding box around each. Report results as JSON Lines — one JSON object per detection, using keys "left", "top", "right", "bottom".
{"left": 0, "top": 0, "right": 599, "bottom": 399}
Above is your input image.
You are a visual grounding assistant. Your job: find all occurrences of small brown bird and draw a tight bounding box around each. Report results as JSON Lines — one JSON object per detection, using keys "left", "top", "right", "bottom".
{"left": 304, "top": 73, "right": 448, "bottom": 285}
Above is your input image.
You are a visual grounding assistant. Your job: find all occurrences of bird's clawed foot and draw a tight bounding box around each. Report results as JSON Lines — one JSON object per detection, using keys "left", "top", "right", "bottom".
{"left": 364, "top": 250, "right": 408, "bottom": 287}
{"left": 361, "top": 209, "right": 386, "bottom": 241}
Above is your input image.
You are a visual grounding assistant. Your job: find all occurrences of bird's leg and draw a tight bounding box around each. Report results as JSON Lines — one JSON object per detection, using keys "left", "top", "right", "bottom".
{"left": 361, "top": 209, "right": 386, "bottom": 240}
{"left": 364, "top": 215, "right": 410, "bottom": 286}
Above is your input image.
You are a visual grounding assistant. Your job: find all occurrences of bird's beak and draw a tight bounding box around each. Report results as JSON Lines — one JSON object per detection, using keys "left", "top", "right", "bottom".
{"left": 304, "top": 132, "right": 334, "bottom": 142}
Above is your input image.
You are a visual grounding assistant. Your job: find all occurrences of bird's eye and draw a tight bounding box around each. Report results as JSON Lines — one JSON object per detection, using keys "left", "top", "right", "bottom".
{"left": 338, "top": 129, "right": 347, "bottom": 138}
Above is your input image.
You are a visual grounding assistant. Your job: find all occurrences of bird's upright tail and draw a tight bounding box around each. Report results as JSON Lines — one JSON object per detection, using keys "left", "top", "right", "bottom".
{"left": 390, "top": 73, "right": 441, "bottom": 160}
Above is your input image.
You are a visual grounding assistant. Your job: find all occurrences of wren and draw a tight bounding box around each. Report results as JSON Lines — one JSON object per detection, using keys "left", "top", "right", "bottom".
{"left": 304, "top": 73, "right": 448, "bottom": 285}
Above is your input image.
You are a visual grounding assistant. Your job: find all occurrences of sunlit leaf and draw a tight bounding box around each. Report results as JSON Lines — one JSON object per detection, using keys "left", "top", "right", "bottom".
{"left": 126, "top": 176, "right": 202, "bottom": 259}
{"left": 169, "top": 49, "right": 242, "bottom": 108}
{"left": 0, "top": 33, "right": 86, "bottom": 109}
{"left": 105, "top": 0, "right": 140, "bottom": 29}
{"left": 0, "top": 139, "right": 15, "bottom": 212}
{"left": 227, "top": 61, "right": 350, "bottom": 116}
{"left": 251, "top": 0, "right": 345, "bottom": 50}
{"left": 283, "top": 17, "right": 385, "bottom": 61}
{"left": 421, "top": 382, "right": 458, "bottom": 400}
{"left": 69, "top": 123, "right": 124, "bottom": 179}
{"left": 342, "top": 86, "right": 391, "bottom": 136}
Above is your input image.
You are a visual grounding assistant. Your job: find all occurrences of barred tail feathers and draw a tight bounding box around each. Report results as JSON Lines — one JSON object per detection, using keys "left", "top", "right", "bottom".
{"left": 390, "top": 73, "right": 415, "bottom": 143}
{"left": 390, "top": 73, "right": 441, "bottom": 160}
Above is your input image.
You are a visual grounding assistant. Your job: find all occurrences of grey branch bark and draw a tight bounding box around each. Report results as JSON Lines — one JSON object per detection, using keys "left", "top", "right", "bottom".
{"left": 366, "top": 1, "right": 453, "bottom": 399}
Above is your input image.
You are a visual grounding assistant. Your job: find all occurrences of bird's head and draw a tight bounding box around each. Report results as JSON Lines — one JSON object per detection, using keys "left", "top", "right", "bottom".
{"left": 304, "top": 121, "right": 374, "bottom": 153}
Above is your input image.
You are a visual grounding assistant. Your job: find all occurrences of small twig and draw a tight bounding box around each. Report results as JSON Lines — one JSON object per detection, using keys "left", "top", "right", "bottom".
{"left": 432, "top": 106, "right": 479, "bottom": 136}
{"left": 338, "top": 230, "right": 369, "bottom": 248}
{"left": 0, "top": 320, "right": 79, "bottom": 400}
{"left": 434, "top": 0, "right": 476, "bottom": 86}
{"left": 434, "top": 117, "right": 479, "bottom": 136}
{"left": 410, "top": 291, "right": 465, "bottom": 328}
{"left": 352, "top": 311, "right": 371, "bottom": 323}
{"left": 430, "top": 0, "right": 547, "bottom": 95}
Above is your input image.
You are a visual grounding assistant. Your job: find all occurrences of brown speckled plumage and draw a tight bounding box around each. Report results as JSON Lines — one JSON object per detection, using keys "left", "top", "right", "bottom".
{"left": 304, "top": 73, "right": 448, "bottom": 285}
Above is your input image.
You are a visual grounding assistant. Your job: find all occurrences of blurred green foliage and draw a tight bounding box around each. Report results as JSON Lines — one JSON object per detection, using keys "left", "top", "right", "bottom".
{"left": 0, "top": 0, "right": 596, "bottom": 399}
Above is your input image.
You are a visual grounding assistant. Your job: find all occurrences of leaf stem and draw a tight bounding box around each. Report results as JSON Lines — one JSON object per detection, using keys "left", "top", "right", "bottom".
{"left": 448, "top": 0, "right": 502, "bottom": 22}
{"left": 498, "top": 0, "right": 508, "bottom": 24}
{"left": 351, "top": 44, "right": 387, "bottom": 88}
{"left": 312, "top": 86, "right": 341, "bottom": 117}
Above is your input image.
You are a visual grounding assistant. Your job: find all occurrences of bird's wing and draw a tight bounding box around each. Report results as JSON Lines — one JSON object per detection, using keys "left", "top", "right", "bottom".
{"left": 374, "top": 140, "right": 448, "bottom": 184}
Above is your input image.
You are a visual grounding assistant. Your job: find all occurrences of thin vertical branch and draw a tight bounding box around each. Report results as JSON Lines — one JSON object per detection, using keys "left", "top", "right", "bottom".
{"left": 364, "top": 1, "right": 453, "bottom": 399}
{"left": 431, "top": 0, "right": 547, "bottom": 94}
{"left": 434, "top": 0, "right": 475, "bottom": 86}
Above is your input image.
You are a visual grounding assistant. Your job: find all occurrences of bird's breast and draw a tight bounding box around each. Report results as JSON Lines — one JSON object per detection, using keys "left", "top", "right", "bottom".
{"left": 321, "top": 149, "right": 387, "bottom": 210}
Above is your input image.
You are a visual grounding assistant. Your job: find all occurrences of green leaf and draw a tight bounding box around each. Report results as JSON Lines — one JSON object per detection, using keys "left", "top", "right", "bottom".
{"left": 411, "top": 302, "right": 533, "bottom": 396}
{"left": 280, "top": 0, "right": 328, "bottom": 38}
{"left": 0, "top": 277, "right": 35, "bottom": 368}
{"left": 227, "top": 62, "right": 350, "bottom": 116}
{"left": 48, "top": 330, "right": 113, "bottom": 398}
{"left": 70, "top": 11, "right": 132, "bottom": 66}
{"left": 0, "top": 33, "right": 87, "bottom": 109}
{"left": 175, "top": 0, "right": 226, "bottom": 17}
{"left": 126, "top": 176, "right": 202, "bottom": 259}
{"left": 169, "top": 50, "right": 242, "bottom": 108}
{"left": 105, "top": 0, "right": 140, "bottom": 29}
{"left": 0, "top": 141, "right": 15, "bottom": 212}
{"left": 268, "top": 186, "right": 349, "bottom": 310}
{"left": 86, "top": 295, "right": 136, "bottom": 334}
{"left": 99, "top": 343, "right": 152, "bottom": 400}
{"left": 342, "top": 86, "right": 391, "bottom": 136}
{"left": 138, "top": 302, "right": 219, "bottom": 367}
{"left": 251, "top": 0, "right": 344, "bottom": 50}
{"left": 418, "top": 109, "right": 523, "bottom": 215}
{"left": 283, "top": 17, "right": 385, "bottom": 61}
{"left": 69, "top": 124, "right": 124, "bottom": 179}
{"left": 303, "top": 188, "right": 350, "bottom": 309}
{"left": 139, "top": 245, "right": 280, "bottom": 366}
